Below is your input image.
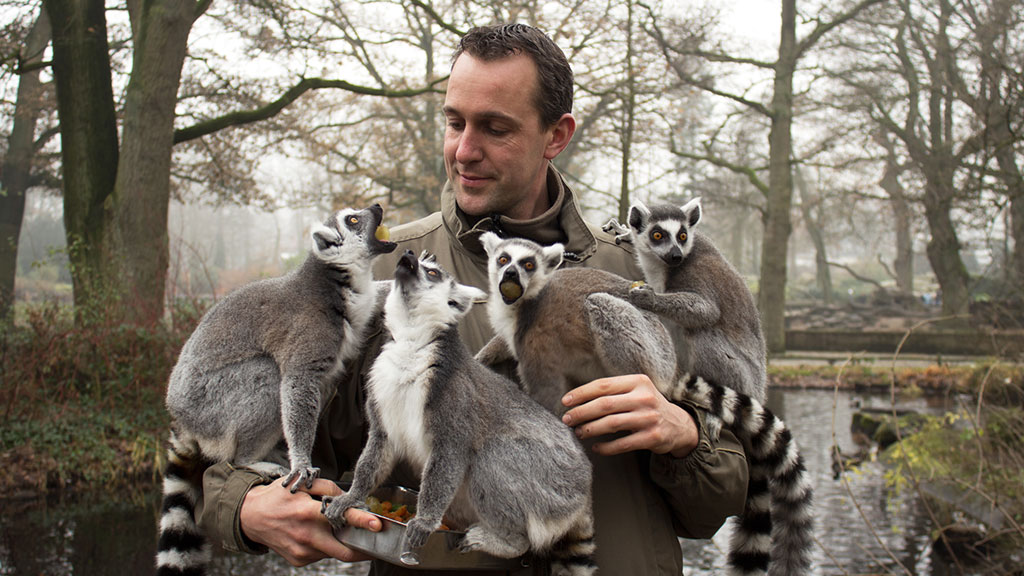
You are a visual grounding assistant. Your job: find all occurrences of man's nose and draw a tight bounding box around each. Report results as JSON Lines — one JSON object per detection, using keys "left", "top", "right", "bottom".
{"left": 455, "top": 125, "right": 484, "bottom": 164}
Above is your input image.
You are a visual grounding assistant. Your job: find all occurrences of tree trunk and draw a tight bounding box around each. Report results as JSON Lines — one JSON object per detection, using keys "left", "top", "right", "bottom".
{"left": 795, "top": 168, "right": 832, "bottom": 304}
{"left": 617, "top": 0, "right": 637, "bottom": 224}
{"left": 758, "top": 0, "right": 797, "bottom": 354}
{"left": 106, "top": 0, "right": 201, "bottom": 325}
{"left": 921, "top": 178, "right": 970, "bottom": 317}
{"left": 43, "top": 0, "right": 120, "bottom": 320}
{"left": 877, "top": 136, "right": 914, "bottom": 295}
{"left": 0, "top": 10, "right": 51, "bottom": 319}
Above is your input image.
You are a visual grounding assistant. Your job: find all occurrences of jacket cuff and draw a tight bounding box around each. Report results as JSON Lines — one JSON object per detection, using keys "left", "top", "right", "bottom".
{"left": 199, "top": 462, "right": 272, "bottom": 555}
{"left": 648, "top": 400, "right": 748, "bottom": 539}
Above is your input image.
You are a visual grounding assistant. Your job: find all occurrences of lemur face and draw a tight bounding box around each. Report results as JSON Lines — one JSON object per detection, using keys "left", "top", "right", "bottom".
{"left": 390, "top": 250, "right": 485, "bottom": 326}
{"left": 479, "top": 233, "right": 564, "bottom": 305}
{"left": 311, "top": 203, "right": 397, "bottom": 266}
{"left": 628, "top": 198, "right": 702, "bottom": 268}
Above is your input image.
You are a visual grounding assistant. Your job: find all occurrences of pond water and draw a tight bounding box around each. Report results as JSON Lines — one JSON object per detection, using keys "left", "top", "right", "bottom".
{"left": 0, "top": 388, "right": 1002, "bottom": 575}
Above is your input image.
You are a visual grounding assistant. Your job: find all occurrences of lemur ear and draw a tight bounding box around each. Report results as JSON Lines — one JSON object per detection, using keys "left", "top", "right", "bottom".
{"left": 449, "top": 283, "right": 487, "bottom": 314}
{"left": 311, "top": 224, "right": 341, "bottom": 256}
{"left": 628, "top": 202, "right": 651, "bottom": 233}
{"left": 542, "top": 243, "right": 564, "bottom": 270}
{"left": 480, "top": 232, "right": 501, "bottom": 256}
{"left": 681, "top": 197, "right": 702, "bottom": 228}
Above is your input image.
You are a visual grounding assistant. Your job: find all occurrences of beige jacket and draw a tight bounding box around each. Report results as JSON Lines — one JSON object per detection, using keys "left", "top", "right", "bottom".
{"left": 197, "top": 166, "right": 748, "bottom": 575}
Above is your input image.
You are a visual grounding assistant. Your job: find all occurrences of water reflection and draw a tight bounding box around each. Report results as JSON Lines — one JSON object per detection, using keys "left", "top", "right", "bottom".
{"left": 0, "top": 389, "right": 996, "bottom": 575}
{"left": 681, "top": 388, "right": 979, "bottom": 576}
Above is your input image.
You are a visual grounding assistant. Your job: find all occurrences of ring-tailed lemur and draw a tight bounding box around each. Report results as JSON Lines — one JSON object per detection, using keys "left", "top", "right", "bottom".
{"left": 156, "top": 204, "right": 397, "bottom": 576}
{"left": 476, "top": 232, "right": 812, "bottom": 576}
{"left": 605, "top": 198, "right": 767, "bottom": 402}
{"left": 322, "top": 251, "right": 596, "bottom": 576}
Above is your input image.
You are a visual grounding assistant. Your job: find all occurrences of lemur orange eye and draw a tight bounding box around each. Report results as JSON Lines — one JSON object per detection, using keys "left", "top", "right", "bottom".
{"left": 348, "top": 216, "right": 359, "bottom": 224}
{"left": 426, "top": 269, "right": 438, "bottom": 277}
{"left": 678, "top": 232, "right": 687, "bottom": 242}
{"left": 498, "top": 256, "right": 510, "bottom": 265}
{"left": 524, "top": 262, "right": 535, "bottom": 271}
{"left": 651, "top": 231, "right": 663, "bottom": 241}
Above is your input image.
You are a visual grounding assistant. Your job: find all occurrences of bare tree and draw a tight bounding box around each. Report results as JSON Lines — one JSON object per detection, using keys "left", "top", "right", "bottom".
{"left": 646, "top": 0, "right": 886, "bottom": 353}
{"left": 0, "top": 7, "right": 51, "bottom": 319}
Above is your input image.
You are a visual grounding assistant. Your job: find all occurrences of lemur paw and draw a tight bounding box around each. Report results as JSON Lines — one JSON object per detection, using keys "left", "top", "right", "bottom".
{"left": 402, "top": 517, "right": 435, "bottom": 551}
{"left": 281, "top": 466, "right": 320, "bottom": 493}
{"left": 457, "top": 535, "right": 482, "bottom": 554}
{"left": 628, "top": 282, "right": 656, "bottom": 307}
{"left": 321, "top": 493, "right": 363, "bottom": 528}
{"left": 601, "top": 218, "right": 633, "bottom": 245}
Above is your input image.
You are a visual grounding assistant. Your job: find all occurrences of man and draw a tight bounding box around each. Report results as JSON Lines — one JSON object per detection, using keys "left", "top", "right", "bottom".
{"left": 198, "top": 23, "right": 748, "bottom": 575}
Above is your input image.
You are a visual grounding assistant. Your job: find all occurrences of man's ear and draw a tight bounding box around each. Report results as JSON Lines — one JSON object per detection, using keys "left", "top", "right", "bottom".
{"left": 543, "top": 113, "right": 577, "bottom": 160}
{"left": 628, "top": 202, "right": 651, "bottom": 233}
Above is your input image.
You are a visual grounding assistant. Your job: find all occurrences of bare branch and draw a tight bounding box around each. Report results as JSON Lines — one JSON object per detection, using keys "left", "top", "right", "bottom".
{"left": 174, "top": 76, "right": 446, "bottom": 144}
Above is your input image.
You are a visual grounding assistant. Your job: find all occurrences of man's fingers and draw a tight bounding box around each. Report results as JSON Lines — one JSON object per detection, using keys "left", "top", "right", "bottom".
{"left": 301, "top": 478, "right": 344, "bottom": 497}
{"left": 562, "top": 376, "right": 631, "bottom": 408}
{"left": 345, "top": 507, "right": 383, "bottom": 532}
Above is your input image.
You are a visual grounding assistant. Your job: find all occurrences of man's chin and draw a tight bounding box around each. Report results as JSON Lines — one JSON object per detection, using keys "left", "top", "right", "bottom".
{"left": 455, "top": 189, "right": 499, "bottom": 217}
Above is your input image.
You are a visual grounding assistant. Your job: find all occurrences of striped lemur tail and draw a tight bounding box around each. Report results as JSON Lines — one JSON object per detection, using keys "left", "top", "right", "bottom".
{"left": 662, "top": 375, "right": 814, "bottom": 576}
{"left": 548, "top": 511, "right": 598, "bottom": 576}
{"left": 155, "top": 428, "right": 212, "bottom": 576}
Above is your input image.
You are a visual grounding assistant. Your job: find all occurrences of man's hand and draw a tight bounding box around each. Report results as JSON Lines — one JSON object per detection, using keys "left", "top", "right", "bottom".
{"left": 561, "top": 374, "right": 698, "bottom": 458}
{"left": 240, "top": 478, "right": 382, "bottom": 566}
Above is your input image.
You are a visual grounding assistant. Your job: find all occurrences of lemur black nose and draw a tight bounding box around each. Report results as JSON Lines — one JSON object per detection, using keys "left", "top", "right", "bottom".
{"left": 397, "top": 250, "right": 418, "bottom": 272}
{"left": 668, "top": 247, "right": 684, "bottom": 265}
{"left": 502, "top": 267, "right": 519, "bottom": 281}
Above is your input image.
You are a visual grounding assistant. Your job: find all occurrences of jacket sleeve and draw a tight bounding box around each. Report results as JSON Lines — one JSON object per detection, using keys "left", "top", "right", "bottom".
{"left": 648, "top": 400, "right": 748, "bottom": 539}
{"left": 195, "top": 462, "right": 273, "bottom": 554}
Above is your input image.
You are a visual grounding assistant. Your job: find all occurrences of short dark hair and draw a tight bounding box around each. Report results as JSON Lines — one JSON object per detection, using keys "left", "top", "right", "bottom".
{"left": 452, "top": 23, "right": 573, "bottom": 126}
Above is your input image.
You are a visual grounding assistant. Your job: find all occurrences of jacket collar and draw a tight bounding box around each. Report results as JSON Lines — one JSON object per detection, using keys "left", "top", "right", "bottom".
{"left": 441, "top": 164, "right": 598, "bottom": 261}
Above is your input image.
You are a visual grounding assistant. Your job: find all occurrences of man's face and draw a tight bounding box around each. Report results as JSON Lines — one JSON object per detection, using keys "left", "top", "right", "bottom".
{"left": 443, "top": 53, "right": 563, "bottom": 221}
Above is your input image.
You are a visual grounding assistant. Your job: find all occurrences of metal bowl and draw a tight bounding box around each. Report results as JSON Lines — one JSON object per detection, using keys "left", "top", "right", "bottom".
{"left": 331, "top": 485, "right": 528, "bottom": 571}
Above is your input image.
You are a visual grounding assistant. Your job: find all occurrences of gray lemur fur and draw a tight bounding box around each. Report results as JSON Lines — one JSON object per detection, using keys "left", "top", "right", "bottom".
{"left": 613, "top": 198, "right": 767, "bottom": 402}
{"left": 156, "top": 204, "right": 396, "bottom": 576}
{"left": 475, "top": 232, "right": 677, "bottom": 416}
{"left": 475, "top": 232, "right": 811, "bottom": 576}
{"left": 322, "top": 251, "right": 597, "bottom": 576}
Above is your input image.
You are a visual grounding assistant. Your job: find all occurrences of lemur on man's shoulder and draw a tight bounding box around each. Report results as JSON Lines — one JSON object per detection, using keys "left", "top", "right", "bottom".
{"left": 606, "top": 197, "right": 767, "bottom": 402}
{"left": 155, "top": 205, "right": 396, "bottom": 576}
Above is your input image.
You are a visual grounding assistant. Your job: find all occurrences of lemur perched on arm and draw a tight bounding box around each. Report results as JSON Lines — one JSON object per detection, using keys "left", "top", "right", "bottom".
{"left": 156, "top": 205, "right": 396, "bottom": 576}
{"left": 476, "top": 232, "right": 812, "bottom": 576}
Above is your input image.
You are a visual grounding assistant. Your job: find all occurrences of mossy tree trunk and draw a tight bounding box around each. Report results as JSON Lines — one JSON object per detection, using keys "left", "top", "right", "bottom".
{"left": 43, "top": 0, "right": 120, "bottom": 320}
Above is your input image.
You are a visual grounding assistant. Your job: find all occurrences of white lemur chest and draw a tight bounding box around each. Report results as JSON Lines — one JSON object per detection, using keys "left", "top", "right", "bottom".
{"left": 367, "top": 337, "right": 437, "bottom": 468}
{"left": 337, "top": 275, "right": 377, "bottom": 364}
